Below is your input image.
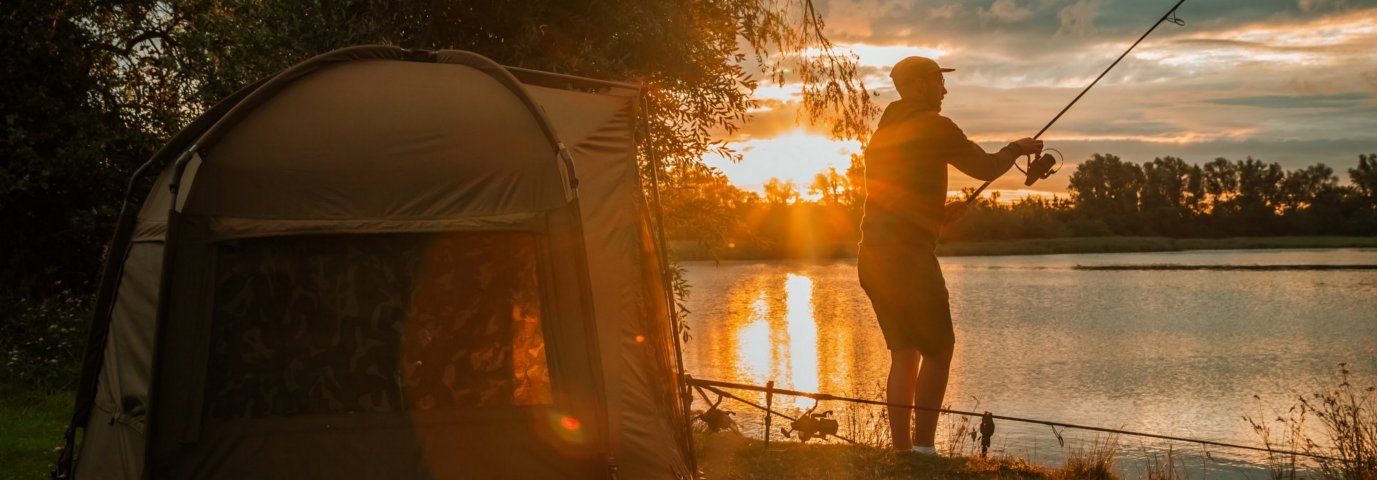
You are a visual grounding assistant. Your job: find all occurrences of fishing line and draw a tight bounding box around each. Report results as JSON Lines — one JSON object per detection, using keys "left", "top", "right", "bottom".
{"left": 964, "top": 0, "right": 1188, "bottom": 205}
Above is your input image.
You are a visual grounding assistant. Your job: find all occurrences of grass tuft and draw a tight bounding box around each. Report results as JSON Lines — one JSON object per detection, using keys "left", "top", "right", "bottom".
{"left": 1058, "top": 435, "right": 1119, "bottom": 480}
{"left": 1249, "top": 364, "right": 1377, "bottom": 480}
{"left": 1143, "top": 445, "right": 1183, "bottom": 480}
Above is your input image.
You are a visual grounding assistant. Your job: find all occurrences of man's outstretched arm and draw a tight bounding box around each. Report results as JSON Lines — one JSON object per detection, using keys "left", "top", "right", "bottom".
{"left": 932, "top": 116, "right": 1042, "bottom": 181}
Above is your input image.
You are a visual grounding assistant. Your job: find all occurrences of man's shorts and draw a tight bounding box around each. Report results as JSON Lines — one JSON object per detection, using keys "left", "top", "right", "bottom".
{"left": 857, "top": 244, "right": 955, "bottom": 354}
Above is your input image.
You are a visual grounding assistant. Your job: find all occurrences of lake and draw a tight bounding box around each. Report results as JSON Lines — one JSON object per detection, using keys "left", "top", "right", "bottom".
{"left": 680, "top": 248, "right": 1377, "bottom": 478}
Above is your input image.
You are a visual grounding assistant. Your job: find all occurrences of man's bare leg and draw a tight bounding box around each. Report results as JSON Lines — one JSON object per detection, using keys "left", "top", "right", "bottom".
{"left": 887, "top": 349, "right": 921, "bottom": 450}
{"left": 912, "top": 345, "right": 954, "bottom": 448}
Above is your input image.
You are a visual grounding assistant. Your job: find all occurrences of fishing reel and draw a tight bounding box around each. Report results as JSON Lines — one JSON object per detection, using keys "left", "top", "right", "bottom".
{"left": 696, "top": 407, "right": 738, "bottom": 433}
{"left": 694, "top": 382, "right": 738, "bottom": 431}
{"left": 1016, "top": 148, "right": 1063, "bottom": 187}
{"left": 780, "top": 402, "right": 839, "bottom": 442}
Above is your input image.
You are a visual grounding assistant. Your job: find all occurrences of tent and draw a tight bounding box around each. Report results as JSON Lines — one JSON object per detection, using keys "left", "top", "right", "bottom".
{"left": 56, "top": 46, "right": 695, "bottom": 479}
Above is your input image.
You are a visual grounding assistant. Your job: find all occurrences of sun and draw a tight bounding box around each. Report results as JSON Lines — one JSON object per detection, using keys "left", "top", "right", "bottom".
{"left": 705, "top": 130, "right": 862, "bottom": 198}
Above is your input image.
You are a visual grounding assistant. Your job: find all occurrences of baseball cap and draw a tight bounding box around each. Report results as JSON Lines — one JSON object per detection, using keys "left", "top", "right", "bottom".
{"left": 889, "top": 56, "right": 954, "bottom": 83}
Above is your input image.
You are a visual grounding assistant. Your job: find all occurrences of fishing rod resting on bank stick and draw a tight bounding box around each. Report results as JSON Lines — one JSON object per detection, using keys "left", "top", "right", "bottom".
{"left": 965, "top": 0, "right": 1188, "bottom": 205}
{"left": 686, "top": 376, "right": 1348, "bottom": 463}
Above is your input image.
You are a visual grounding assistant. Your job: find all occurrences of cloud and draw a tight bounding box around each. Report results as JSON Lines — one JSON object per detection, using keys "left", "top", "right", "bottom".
{"left": 1212, "top": 93, "right": 1371, "bottom": 109}
{"left": 716, "top": 2, "right": 1377, "bottom": 194}
{"left": 820, "top": 0, "right": 891, "bottom": 38}
{"left": 829, "top": 43, "right": 951, "bottom": 69}
{"left": 729, "top": 99, "right": 838, "bottom": 141}
{"left": 1287, "top": 77, "right": 1347, "bottom": 94}
{"left": 928, "top": 4, "right": 963, "bottom": 20}
{"left": 981, "top": 0, "right": 1035, "bottom": 23}
{"left": 1300, "top": 0, "right": 1351, "bottom": 12}
{"left": 1057, "top": 0, "right": 1102, "bottom": 36}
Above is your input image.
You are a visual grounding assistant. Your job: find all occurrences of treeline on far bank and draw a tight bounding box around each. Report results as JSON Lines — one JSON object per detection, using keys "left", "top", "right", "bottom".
{"left": 661, "top": 153, "right": 1377, "bottom": 260}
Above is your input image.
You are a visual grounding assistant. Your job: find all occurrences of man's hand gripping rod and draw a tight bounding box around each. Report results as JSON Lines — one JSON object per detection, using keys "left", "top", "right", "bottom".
{"left": 964, "top": 0, "right": 1187, "bottom": 205}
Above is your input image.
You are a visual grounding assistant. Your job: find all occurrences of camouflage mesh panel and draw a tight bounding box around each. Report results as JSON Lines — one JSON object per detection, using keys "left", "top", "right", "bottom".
{"left": 207, "top": 232, "right": 551, "bottom": 418}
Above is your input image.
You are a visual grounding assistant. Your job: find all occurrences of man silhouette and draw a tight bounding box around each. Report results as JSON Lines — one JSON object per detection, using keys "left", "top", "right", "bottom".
{"left": 858, "top": 56, "right": 1041, "bottom": 454}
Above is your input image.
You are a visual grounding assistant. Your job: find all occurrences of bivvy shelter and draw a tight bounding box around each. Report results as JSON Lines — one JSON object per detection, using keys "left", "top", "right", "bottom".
{"left": 56, "top": 46, "right": 695, "bottom": 479}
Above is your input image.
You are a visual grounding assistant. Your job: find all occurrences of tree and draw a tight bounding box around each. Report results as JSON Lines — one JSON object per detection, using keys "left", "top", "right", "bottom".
{"left": 763, "top": 177, "right": 800, "bottom": 205}
{"left": 1235, "top": 157, "right": 1284, "bottom": 211}
{"left": 1139, "top": 156, "right": 1197, "bottom": 234}
{"left": 117, "top": 0, "right": 880, "bottom": 169}
{"left": 808, "top": 167, "right": 847, "bottom": 205}
{"left": 1141, "top": 156, "right": 1193, "bottom": 211}
{"left": 659, "top": 162, "right": 755, "bottom": 258}
{"left": 1184, "top": 164, "right": 1205, "bottom": 214}
{"left": 844, "top": 153, "right": 866, "bottom": 209}
{"left": 1202, "top": 157, "right": 1239, "bottom": 210}
{"left": 1067, "top": 153, "right": 1143, "bottom": 233}
{"left": 3, "top": 0, "right": 881, "bottom": 300}
{"left": 1280, "top": 163, "right": 1338, "bottom": 212}
{"left": 1, "top": 1, "right": 166, "bottom": 300}
{"left": 1351, "top": 153, "right": 1377, "bottom": 203}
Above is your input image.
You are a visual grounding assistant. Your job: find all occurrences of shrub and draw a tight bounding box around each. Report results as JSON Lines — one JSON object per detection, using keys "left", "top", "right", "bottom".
{"left": 1, "top": 291, "right": 92, "bottom": 392}
{"left": 1301, "top": 364, "right": 1377, "bottom": 480}
{"left": 1250, "top": 364, "right": 1377, "bottom": 480}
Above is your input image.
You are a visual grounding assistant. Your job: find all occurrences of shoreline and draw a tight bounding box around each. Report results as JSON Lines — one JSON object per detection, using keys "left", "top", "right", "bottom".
{"left": 669, "top": 235, "right": 1377, "bottom": 262}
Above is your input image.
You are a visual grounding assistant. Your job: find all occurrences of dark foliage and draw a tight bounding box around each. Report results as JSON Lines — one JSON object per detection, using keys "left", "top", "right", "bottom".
{"left": 1, "top": 0, "right": 872, "bottom": 302}
{"left": 0, "top": 291, "right": 91, "bottom": 391}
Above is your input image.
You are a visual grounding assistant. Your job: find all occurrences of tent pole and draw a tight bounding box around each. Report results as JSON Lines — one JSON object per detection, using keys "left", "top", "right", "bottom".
{"left": 639, "top": 93, "right": 701, "bottom": 477}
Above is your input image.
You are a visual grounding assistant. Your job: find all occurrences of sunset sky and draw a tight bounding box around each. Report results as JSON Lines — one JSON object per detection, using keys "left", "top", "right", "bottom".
{"left": 707, "top": 0, "right": 1377, "bottom": 200}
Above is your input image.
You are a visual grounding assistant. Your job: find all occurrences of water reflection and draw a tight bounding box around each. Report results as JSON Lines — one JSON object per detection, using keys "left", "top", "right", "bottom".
{"left": 724, "top": 274, "right": 821, "bottom": 409}
{"left": 786, "top": 275, "right": 817, "bottom": 407}
{"left": 683, "top": 250, "right": 1377, "bottom": 478}
{"left": 690, "top": 264, "right": 893, "bottom": 415}
{"left": 734, "top": 291, "right": 771, "bottom": 386}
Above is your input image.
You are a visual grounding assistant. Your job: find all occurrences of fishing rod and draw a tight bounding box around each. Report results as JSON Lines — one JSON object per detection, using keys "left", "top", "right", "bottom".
{"left": 687, "top": 377, "right": 1348, "bottom": 463}
{"left": 965, "top": 0, "right": 1188, "bottom": 205}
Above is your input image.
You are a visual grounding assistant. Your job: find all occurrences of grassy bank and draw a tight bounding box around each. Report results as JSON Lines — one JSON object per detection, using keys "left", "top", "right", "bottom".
{"left": 0, "top": 384, "right": 71, "bottom": 480}
{"left": 2, "top": 392, "right": 1073, "bottom": 480}
{"left": 671, "top": 236, "right": 1377, "bottom": 261}
{"left": 695, "top": 432, "right": 1112, "bottom": 480}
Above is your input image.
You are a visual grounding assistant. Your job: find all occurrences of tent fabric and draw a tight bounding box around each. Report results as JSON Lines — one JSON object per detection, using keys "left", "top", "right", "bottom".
{"left": 185, "top": 59, "right": 569, "bottom": 224}
{"left": 527, "top": 84, "right": 692, "bottom": 477}
{"left": 74, "top": 243, "right": 161, "bottom": 480}
{"left": 68, "top": 45, "right": 693, "bottom": 479}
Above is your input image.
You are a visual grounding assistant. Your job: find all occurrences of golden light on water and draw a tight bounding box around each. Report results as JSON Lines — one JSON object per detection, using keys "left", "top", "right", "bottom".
{"left": 784, "top": 274, "right": 819, "bottom": 408}
{"left": 731, "top": 276, "right": 825, "bottom": 408}
{"left": 713, "top": 270, "right": 878, "bottom": 410}
{"left": 735, "top": 292, "right": 772, "bottom": 383}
